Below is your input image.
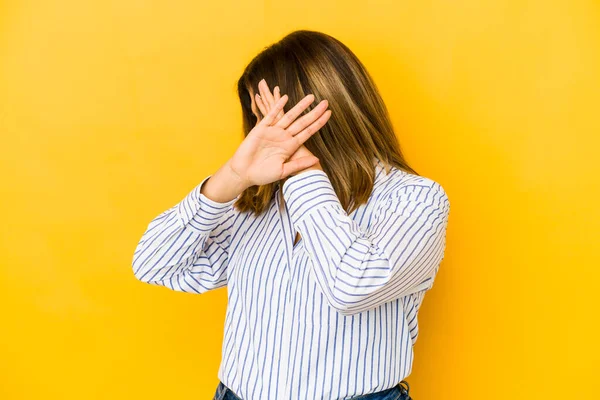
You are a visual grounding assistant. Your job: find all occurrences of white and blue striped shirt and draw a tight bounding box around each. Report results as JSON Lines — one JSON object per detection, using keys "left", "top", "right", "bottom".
{"left": 132, "top": 158, "right": 450, "bottom": 400}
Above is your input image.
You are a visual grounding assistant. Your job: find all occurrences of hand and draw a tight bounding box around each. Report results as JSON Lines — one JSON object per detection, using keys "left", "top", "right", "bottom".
{"left": 254, "top": 79, "right": 323, "bottom": 175}
{"left": 229, "top": 78, "right": 331, "bottom": 188}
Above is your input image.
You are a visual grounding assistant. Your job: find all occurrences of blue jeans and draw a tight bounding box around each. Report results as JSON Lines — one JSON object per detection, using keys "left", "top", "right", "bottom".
{"left": 212, "top": 380, "right": 412, "bottom": 400}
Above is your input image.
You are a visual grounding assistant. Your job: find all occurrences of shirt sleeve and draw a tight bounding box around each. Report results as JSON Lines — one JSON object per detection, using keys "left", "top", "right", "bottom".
{"left": 282, "top": 169, "right": 450, "bottom": 316}
{"left": 132, "top": 175, "right": 239, "bottom": 294}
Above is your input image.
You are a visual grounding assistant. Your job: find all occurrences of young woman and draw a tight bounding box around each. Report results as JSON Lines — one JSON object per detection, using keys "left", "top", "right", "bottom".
{"left": 132, "top": 30, "right": 450, "bottom": 400}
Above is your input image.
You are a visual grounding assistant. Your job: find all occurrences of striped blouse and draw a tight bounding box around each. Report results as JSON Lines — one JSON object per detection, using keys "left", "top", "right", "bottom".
{"left": 132, "top": 158, "right": 450, "bottom": 400}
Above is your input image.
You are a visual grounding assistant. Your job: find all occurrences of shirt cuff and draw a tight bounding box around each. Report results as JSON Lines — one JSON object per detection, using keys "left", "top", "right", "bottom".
{"left": 176, "top": 174, "right": 237, "bottom": 234}
{"left": 282, "top": 169, "right": 345, "bottom": 225}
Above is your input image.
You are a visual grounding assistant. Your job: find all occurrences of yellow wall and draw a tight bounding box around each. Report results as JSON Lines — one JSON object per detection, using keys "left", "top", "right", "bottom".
{"left": 1, "top": 1, "right": 598, "bottom": 399}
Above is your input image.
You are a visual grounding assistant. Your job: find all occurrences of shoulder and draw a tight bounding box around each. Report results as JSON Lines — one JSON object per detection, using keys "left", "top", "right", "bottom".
{"left": 377, "top": 167, "right": 450, "bottom": 210}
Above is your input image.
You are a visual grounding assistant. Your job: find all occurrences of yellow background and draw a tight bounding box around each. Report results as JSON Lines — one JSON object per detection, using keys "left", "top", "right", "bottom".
{"left": 1, "top": 1, "right": 598, "bottom": 399}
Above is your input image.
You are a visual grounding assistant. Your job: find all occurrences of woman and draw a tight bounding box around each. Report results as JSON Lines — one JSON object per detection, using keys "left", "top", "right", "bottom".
{"left": 132, "top": 30, "right": 450, "bottom": 400}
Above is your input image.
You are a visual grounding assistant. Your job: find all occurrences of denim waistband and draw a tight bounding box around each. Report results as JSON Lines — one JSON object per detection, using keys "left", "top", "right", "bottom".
{"left": 213, "top": 380, "right": 411, "bottom": 400}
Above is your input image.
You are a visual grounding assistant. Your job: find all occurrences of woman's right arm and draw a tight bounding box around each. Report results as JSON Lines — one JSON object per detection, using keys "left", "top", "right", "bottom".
{"left": 131, "top": 162, "right": 246, "bottom": 294}
{"left": 131, "top": 86, "right": 330, "bottom": 292}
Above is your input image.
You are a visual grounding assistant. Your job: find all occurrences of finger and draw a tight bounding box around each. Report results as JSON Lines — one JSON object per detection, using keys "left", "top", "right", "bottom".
{"left": 274, "top": 86, "right": 285, "bottom": 120}
{"left": 281, "top": 155, "right": 320, "bottom": 178}
{"left": 250, "top": 93, "right": 262, "bottom": 124}
{"left": 294, "top": 109, "right": 332, "bottom": 144}
{"left": 284, "top": 99, "right": 329, "bottom": 136}
{"left": 273, "top": 94, "right": 316, "bottom": 130}
{"left": 260, "top": 80, "right": 281, "bottom": 123}
{"left": 259, "top": 79, "right": 277, "bottom": 111}
{"left": 258, "top": 79, "right": 272, "bottom": 110}
{"left": 255, "top": 92, "right": 269, "bottom": 117}
{"left": 259, "top": 94, "right": 288, "bottom": 127}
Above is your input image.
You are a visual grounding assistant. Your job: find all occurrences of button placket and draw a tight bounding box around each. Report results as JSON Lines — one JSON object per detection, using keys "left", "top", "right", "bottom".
{"left": 275, "top": 190, "right": 295, "bottom": 400}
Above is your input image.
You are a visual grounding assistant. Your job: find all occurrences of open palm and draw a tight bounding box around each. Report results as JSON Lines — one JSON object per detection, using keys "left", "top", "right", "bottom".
{"left": 230, "top": 87, "right": 331, "bottom": 188}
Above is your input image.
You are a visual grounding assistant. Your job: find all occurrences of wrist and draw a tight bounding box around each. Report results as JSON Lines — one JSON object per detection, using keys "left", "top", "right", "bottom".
{"left": 290, "top": 161, "right": 323, "bottom": 177}
{"left": 201, "top": 160, "right": 248, "bottom": 203}
{"left": 223, "top": 158, "right": 250, "bottom": 192}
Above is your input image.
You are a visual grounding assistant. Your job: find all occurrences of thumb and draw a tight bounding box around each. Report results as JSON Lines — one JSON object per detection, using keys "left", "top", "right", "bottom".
{"left": 281, "top": 155, "right": 320, "bottom": 178}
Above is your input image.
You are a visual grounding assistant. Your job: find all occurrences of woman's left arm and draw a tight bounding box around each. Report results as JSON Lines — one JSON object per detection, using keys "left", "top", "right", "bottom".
{"left": 282, "top": 169, "right": 450, "bottom": 316}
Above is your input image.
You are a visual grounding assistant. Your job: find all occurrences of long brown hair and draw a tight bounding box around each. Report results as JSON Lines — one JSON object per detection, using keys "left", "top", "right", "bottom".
{"left": 234, "top": 29, "right": 419, "bottom": 216}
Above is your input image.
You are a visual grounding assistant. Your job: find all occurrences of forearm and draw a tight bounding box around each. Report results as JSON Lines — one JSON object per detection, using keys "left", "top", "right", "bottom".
{"left": 282, "top": 169, "right": 450, "bottom": 315}
{"left": 132, "top": 173, "right": 238, "bottom": 292}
